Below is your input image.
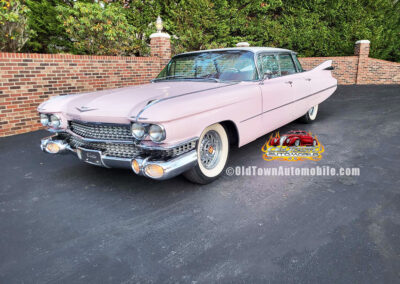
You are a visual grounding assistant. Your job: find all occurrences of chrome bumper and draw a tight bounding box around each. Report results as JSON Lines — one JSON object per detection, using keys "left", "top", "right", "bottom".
{"left": 40, "top": 135, "right": 198, "bottom": 180}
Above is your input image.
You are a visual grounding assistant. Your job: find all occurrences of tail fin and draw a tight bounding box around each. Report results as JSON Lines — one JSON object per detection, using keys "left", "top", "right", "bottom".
{"left": 311, "top": 60, "right": 333, "bottom": 71}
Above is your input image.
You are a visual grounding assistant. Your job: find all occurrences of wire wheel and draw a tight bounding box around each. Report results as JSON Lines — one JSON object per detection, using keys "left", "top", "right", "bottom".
{"left": 199, "top": 130, "right": 222, "bottom": 170}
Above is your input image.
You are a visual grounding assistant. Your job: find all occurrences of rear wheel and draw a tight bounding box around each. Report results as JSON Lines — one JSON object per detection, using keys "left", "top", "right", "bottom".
{"left": 183, "top": 123, "right": 229, "bottom": 184}
{"left": 301, "top": 104, "right": 319, "bottom": 123}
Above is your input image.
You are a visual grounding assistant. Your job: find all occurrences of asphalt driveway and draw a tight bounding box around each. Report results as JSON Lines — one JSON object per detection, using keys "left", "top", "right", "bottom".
{"left": 1, "top": 85, "right": 399, "bottom": 283}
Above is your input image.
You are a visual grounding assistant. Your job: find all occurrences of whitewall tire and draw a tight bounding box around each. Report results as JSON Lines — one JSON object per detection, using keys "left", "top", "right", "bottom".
{"left": 301, "top": 104, "right": 319, "bottom": 123}
{"left": 183, "top": 123, "right": 229, "bottom": 184}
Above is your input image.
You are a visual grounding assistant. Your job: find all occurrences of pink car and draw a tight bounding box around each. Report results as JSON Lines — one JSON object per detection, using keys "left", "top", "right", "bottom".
{"left": 38, "top": 47, "right": 337, "bottom": 184}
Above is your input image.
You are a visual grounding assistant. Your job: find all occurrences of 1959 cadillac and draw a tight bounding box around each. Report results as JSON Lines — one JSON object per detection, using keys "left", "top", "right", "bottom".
{"left": 38, "top": 47, "right": 337, "bottom": 184}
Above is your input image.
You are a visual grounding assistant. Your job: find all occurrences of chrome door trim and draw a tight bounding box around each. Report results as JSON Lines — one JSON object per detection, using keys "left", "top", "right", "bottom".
{"left": 240, "top": 84, "right": 337, "bottom": 123}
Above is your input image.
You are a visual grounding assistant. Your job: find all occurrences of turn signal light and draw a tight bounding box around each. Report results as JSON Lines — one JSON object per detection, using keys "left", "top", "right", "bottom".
{"left": 46, "top": 142, "right": 60, "bottom": 154}
{"left": 144, "top": 164, "right": 164, "bottom": 178}
{"left": 131, "top": 159, "right": 140, "bottom": 174}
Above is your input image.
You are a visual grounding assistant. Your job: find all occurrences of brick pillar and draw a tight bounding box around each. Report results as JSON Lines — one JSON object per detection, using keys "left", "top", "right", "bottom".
{"left": 355, "top": 40, "right": 370, "bottom": 84}
{"left": 150, "top": 32, "right": 171, "bottom": 69}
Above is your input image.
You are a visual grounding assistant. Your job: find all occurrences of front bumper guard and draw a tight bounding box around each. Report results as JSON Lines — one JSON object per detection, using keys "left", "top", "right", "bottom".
{"left": 40, "top": 135, "right": 198, "bottom": 180}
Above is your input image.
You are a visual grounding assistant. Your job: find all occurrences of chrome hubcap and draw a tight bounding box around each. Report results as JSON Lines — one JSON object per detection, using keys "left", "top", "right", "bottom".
{"left": 200, "top": 130, "right": 222, "bottom": 169}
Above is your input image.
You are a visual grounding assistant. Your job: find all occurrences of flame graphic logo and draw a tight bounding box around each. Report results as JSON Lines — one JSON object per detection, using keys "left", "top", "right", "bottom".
{"left": 261, "top": 131, "right": 325, "bottom": 162}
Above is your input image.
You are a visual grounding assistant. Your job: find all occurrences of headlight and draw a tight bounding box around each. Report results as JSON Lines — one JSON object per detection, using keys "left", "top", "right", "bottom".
{"left": 149, "top": 124, "right": 166, "bottom": 142}
{"left": 40, "top": 114, "right": 49, "bottom": 126}
{"left": 286, "top": 138, "right": 290, "bottom": 143}
{"left": 131, "top": 123, "right": 146, "bottom": 139}
{"left": 49, "top": 115, "right": 61, "bottom": 128}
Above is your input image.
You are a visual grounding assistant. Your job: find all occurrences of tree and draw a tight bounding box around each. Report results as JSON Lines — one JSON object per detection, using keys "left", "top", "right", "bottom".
{"left": 0, "top": 0, "right": 35, "bottom": 52}
{"left": 23, "top": 0, "right": 73, "bottom": 53}
{"left": 3, "top": 0, "right": 399, "bottom": 62}
{"left": 57, "top": 1, "right": 140, "bottom": 55}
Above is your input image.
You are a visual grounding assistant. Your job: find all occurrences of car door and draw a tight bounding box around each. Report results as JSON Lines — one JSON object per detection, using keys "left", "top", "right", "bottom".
{"left": 258, "top": 52, "right": 305, "bottom": 133}
{"left": 269, "top": 53, "right": 311, "bottom": 127}
{"left": 277, "top": 53, "right": 311, "bottom": 103}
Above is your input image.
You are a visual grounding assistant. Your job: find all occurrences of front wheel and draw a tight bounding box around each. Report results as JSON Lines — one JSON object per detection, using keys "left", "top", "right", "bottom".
{"left": 183, "top": 123, "right": 229, "bottom": 184}
{"left": 301, "top": 104, "right": 319, "bottom": 123}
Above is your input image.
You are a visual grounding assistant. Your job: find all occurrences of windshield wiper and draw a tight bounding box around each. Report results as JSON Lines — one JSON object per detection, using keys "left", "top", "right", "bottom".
{"left": 152, "top": 75, "right": 220, "bottom": 83}
{"left": 152, "top": 75, "right": 189, "bottom": 82}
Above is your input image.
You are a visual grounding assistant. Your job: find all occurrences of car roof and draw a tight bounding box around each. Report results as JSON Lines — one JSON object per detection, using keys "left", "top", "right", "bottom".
{"left": 176, "top": 47, "right": 295, "bottom": 57}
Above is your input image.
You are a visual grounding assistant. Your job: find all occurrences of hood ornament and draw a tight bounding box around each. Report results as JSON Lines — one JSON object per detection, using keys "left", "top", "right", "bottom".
{"left": 76, "top": 106, "right": 97, "bottom": 112}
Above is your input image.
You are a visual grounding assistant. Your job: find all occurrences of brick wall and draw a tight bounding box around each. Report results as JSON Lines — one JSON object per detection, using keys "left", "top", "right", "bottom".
{"left": 299, "top": 56, "right": 358, "bottom": 85}
{"left": 0, "top": 53, "right": 163, "bottom": 137}
{"left": 150, "top": 33, "right": 171, "bottom": 68}
{"left": 299, "top": 40, "right": 400, "bottom": 85}
{"left": 0, "top": 39, "right": 399, "bottom": 137}
{"left": 362, "top": 58, "right": 400, "bottom": 84}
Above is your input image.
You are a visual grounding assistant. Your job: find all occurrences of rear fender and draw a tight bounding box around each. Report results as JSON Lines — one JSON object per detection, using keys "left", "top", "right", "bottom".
{"left": 311, "top": 60, "right": 333, "bottom": 71}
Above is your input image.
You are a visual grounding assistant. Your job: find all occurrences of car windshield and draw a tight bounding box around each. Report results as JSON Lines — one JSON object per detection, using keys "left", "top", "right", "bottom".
{"left": 155, "top": 50, "right": 258, "bottom": 82}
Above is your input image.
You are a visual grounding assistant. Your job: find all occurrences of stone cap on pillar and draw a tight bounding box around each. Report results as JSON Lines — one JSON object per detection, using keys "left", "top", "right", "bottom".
{"left": 149, "top": 16, "right": 171, "bottom": 63}
{"left": 355, "top": 40, "right": 370, "bottom": 44}
{"left": 236, "top": 42, "right": 250, "bottom": 47}
{"left": 150, "top": 32, "right": 171, "bottom": 39}
{"left": 354, "top": 39, "right": 370, "bottom": 57}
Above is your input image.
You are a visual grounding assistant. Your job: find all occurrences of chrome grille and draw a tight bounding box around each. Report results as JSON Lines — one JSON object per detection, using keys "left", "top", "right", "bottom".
{"left": 69, "top": 136, "right": 141, "bottom": 158}
{"left": 171, "top": 140, "right": 197, "bottom": 156}
{"left": 69, "top": 121, "right": 132, "bottom": 141}
{"left": 68, "top": 135, "right": 197, "bottom": 159}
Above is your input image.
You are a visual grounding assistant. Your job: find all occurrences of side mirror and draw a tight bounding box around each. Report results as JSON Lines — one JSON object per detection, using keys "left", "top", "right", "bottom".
{"left": 262, "top": 70, "right": 273, "bottom": 81}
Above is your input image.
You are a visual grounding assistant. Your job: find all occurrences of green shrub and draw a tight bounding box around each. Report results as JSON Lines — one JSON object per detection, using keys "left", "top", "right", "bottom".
{"left": 57, "top": 2, "right": 140, "bottom": 56}
{"left": 0, "top": 0, "right": 35, "bottom": 52}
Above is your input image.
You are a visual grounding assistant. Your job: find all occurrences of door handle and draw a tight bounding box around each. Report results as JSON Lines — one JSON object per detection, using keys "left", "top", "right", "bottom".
{"left": 305, "top": 78, "right": 312, "bottom": 81}
{"left": 285, "top": 81, "right": 293, "bottom": 86}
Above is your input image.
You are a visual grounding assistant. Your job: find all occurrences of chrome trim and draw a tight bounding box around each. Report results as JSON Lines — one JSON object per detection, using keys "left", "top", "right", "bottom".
{"left": 40, "top": 135, "right": 73, "bottom": 154}
{"left": 148, "top": 124, "right": 166, "bottom": 143}
{"left": 66, "top": 128, "right": 197, "bottom": 151}
{"left": 138, "top": 137, "right": 198, "bottom": 151}
{"left": 131, "top": 157, "right": 144, "bottom": 173}
{"left": 240, "top": 84, "right": 337, "bottom": 123}
{"left": 65, "top": 129, "right": 135, "bottom": 144}
{"left": 69, "top": 119, "right": 131, "bottom": 127}
{"left": 134, "top": 83, "right": 239, "bottom": 122}
{"left": 76, "top": 106, "right": 98, "bottom": 112}
{"left": 131, "top": 122, "right": 149, "bottom": 140}
{"left": 40, "top": 135, "right": 198, "bottom": 180}
{"left": 199, "top": 129, "right": 222, "bottom": 169}
{"left": 47, "top": 128, "right": 67, "bottom": 133}
{"left": 101, "top": 156, "right": 131, "bottom": 169}
{"left": 49, "top": 114, "right": 61, "bottom": 128}
{"left": 68, "top": 120, "right": 132, "bottom": 141}
{"left": 141, "top": 150, "right": 198, "bottom": 180}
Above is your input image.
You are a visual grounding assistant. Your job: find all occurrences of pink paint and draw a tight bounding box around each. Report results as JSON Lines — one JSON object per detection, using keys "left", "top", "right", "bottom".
{"left": 38, "top": 52, "right": 336, "bottom": 148}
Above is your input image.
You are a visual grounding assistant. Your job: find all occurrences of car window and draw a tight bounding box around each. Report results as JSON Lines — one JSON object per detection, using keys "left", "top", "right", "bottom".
{"left": 195, "top": 59, "right": 217, "bottom": 77}
{"left": 292, "top": 54, "right": 304, "bottom": 72}
{"left": 170, "top": 58, "right": 196, "bottom": 77}
{"left": 278, "top": 54, "right": 297, "bottom": 76}
{"left": 157, "top": 51, "right": 258, "bottom": 81}
{"left": 257, "top": 54, "right": 280, "bottom": 78}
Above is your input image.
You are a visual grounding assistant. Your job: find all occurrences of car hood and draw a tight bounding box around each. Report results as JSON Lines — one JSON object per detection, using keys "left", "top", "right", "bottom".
{"left": 38, "top": 81, "right": 237, "bottom": 124}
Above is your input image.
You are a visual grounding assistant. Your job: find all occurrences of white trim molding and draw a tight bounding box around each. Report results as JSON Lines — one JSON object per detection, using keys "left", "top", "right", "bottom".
{"left": 355, "top": 40, "right": 370, "bottom": 44}
{"left": 236, "top": 42, "right": 250, "bottom": 47}
{"left": 150, "top": 33, "right": 171, "bottom": 39}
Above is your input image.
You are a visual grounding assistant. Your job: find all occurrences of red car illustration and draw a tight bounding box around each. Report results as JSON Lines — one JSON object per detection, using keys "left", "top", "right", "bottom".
{"left": 270, "top": 130, "right": 318, "bottom": 147}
